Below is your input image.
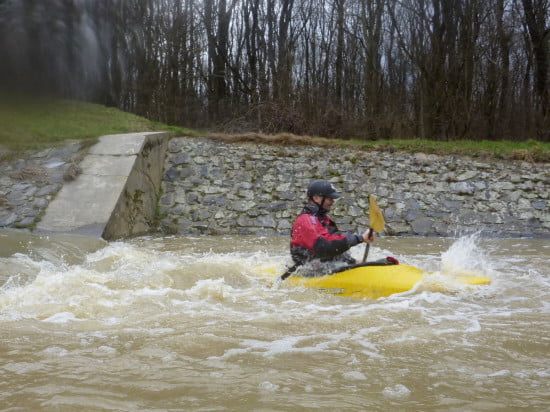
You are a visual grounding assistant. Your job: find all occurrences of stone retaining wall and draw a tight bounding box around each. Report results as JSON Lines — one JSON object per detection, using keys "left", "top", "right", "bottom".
{"left": 1, "top": 136, "right": 548, "bottom": 238}
{"left": 159, "top": 137, "right": 549, "bottom": 238}
{"left": 0, "top": 141, "right": 88, "bottom": 229}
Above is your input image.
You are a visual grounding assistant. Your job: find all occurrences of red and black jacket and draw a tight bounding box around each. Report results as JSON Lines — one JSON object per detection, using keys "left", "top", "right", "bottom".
{"left": 290, "top": 204, "right": 362, "bottom": 265}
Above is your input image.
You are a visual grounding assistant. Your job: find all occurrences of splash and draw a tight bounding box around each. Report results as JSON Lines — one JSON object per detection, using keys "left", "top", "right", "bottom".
{"left": 0, "top": 238, "right": 285, "bottom": 322}
{"left": 440, "top": 233, "right": 491, "bottom": 276}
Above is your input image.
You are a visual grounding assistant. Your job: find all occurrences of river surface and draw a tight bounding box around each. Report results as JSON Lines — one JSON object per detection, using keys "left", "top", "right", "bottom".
{"left": 0, "top": 230, "right": 548, "bottom": 411}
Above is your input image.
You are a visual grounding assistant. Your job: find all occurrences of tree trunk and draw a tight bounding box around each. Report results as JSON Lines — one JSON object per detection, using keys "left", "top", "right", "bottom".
{"left": 522, "top": 0, "right": 550, "bottom": 132}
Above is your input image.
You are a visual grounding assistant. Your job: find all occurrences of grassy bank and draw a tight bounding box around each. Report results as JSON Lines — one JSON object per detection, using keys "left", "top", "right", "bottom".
{"left": 210, "top": 132, "right": 550, "bottom": 163}
{"left": 356, "top": 137, "right": 550, "bottom": 162}
{"left": 1, "top": 94, "right": 548, "bottom": 162}
{"left": 0, "top": 94, "right": 195, "bottom": 156}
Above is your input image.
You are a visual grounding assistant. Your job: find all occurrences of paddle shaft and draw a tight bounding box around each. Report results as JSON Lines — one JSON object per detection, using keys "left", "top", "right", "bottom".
{"left": 280, "top": 263, "right": 299, "bottom": 280}
{"left": 362, "top": 229, "right": 373, "bottom": 263}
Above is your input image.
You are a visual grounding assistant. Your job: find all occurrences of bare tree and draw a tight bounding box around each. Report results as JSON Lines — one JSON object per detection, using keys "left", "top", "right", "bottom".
{"left": 1, "top": 0, "right": 548, "bottom": 141}
{"left": 521, "top": 0, "right": 550, "bottom": 138}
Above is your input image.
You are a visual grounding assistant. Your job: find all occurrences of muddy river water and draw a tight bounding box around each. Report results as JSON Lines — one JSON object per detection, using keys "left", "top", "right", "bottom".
{"left": 0, "top": 230, "right": 548, "bottom": 410}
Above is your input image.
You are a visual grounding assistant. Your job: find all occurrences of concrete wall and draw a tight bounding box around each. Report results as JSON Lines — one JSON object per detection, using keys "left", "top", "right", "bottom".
{"left": 102, "top": 132, "right": 169, "bottom": 239}
{"left": 159, "top": 137, "right": 549, "bottom": 238}
{"left": 35, "top": 132, "right": 169, "bottom": 239}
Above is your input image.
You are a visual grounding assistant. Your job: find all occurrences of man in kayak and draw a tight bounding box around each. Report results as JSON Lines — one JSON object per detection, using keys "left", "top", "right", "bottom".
{"left": 289, "top": 179, "right": 375, "bottom": 276}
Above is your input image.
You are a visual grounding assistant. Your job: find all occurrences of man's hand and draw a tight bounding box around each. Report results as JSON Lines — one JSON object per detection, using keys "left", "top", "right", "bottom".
{"left": 362, "top": 229, "right": 375, "bottom": 243}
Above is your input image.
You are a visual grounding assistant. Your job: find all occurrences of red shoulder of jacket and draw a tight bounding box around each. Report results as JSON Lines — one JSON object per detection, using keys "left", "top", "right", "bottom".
{"left": 291, "top": 212, "right": 345, "bottom": 251}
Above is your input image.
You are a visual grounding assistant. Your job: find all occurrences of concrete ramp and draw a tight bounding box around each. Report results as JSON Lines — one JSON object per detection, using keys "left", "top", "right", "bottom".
{"left": 37, "top": 132, "right": 169, "bottom": 239}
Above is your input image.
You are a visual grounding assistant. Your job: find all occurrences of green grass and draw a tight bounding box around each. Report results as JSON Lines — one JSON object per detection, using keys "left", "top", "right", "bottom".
{"left": 1, "top": 93, "right": 548, "bottom": 163}
{"left": 0, "top": 93, "right": 197, "bottom": 155}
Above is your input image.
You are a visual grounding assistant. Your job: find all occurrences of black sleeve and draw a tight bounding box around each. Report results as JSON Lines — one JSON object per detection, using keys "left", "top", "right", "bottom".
{"left": 312, "top": 236, "right": 351, "bottom": 259}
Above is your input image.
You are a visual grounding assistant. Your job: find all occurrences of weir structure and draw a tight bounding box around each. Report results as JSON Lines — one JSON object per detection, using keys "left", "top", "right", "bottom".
{"left": 31, "top": 132, "right": 548, "bottom": 239}
{"left": 36, "top": 132, "right": 169, "bottom": 239}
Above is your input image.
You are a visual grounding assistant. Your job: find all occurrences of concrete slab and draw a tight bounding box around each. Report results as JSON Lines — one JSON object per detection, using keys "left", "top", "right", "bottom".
{"left": 80, "top": 154, "right": 136, "bottom": 176}
{"left": 37, "top": 174, "right": 128, "bottom": 235}
{"left": 88, "top": 133, "right": 148, "bottom": 156}
{"left": 36, "top": 132, "right": 169, "bottom": 239}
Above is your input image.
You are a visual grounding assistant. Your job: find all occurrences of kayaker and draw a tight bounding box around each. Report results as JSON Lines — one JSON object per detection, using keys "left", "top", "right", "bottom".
{"left": 289, "top": 179, "right": 375, "bottom": 276}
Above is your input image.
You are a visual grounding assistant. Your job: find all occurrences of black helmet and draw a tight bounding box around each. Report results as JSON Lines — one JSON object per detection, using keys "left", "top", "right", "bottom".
{"left": 306, "top": 179, "right": 342, "bottom": 199}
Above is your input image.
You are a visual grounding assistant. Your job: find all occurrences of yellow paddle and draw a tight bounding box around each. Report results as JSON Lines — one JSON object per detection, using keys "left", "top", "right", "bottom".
{"left": 362, "top": 194, "right": 385, "bottom": 262}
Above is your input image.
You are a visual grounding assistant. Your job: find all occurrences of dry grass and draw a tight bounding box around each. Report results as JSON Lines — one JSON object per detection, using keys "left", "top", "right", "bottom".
{"left": 206, "top": 132, "right": 550, "bottom": 163}
{"left": 208, "top": 132, "right": 335, "bottom": 147}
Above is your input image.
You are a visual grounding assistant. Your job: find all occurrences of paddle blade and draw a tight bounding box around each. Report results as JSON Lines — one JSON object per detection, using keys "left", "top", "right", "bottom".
{"left": 369, "top": 194, "right": 385, "bottom": 233}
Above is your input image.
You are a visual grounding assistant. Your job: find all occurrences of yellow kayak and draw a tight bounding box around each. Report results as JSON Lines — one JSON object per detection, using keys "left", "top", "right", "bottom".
{"left": 285, "top": 263, "right": 491, "bottom": 299}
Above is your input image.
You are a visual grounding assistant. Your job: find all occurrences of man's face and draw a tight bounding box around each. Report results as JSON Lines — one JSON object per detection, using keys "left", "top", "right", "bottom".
{"left": 312, "top": 195, "right": 335, "bottom": 211}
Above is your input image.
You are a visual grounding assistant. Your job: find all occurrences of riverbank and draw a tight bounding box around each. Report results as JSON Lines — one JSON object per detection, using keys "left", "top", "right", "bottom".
{"left": 0, "top": 136, "right": 548, "bottom": 238}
